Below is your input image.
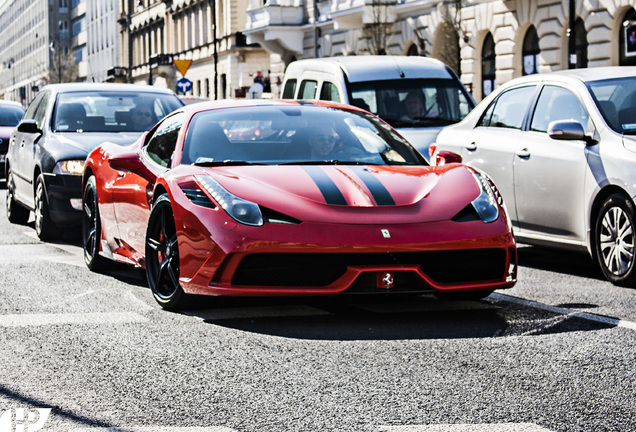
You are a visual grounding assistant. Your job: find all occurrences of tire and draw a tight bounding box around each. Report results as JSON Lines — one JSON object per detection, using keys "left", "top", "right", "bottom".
{"left": 34, "top": 174, "right": 59, "bottom": 241}
{"left": 82, "top": 176, "right": 110, "bottom": 272}
{"left": 6, "top": 167, "right": 29, "bottom": 224}
{"left": 594, "top": 193, "right": 636, "bottom": 286}
{"left": 145, "top": 194, "right": 189, "bottom": 310}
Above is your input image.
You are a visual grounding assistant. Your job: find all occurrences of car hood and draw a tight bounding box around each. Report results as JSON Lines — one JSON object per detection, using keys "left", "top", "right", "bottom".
{"left": 196, "top": 164, "right": 479, "bottom": 224}
{"left": 51, "top": 131, "right": 142, "bottom": 155}
{"left": 395, "top": 126, "right": 443, "bottom": 159}
{"left": 0, "top": 126, "right": 15, "bottom": 140}
{"left": 623, "top": 134, "right": 636, "bottom": 153}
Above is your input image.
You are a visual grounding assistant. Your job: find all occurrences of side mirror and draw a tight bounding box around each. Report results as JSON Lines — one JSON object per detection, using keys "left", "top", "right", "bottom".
{"left": 17, "top": 120, "right": 42, "bottom": 135}
{"left": 436, "top": 150, "right": 463, "bottom": 166}
{"left": 548, "top": 120, "right": 595, "bottom": 144}
{"left": 108, "top": 152, "right": 155, "bottom": 181}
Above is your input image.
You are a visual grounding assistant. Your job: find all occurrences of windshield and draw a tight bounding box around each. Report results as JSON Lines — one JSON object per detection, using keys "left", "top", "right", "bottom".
{"left": 587, "top": 76, "right": 636, "bottom": 135}
{"left": 348, "top": 78, "right": 474, "bottom": 129}
{"left": 0, "top": 104, "right": 25, "bottom": 127}
{"left": 52, "top": 91, "right": 183, "bottom": 133}
{"left": 182, "top": 105, "right": 427, "bottom": 166}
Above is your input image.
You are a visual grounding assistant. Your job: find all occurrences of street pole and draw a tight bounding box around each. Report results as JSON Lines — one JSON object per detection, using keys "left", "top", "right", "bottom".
{"left": 148, "top": 26, "right": 153, "bottom": 85}
{"left": 568, "top": 0, "right": 576, "bottom": 69}
{"left": 128, "top": 0, "right": 133, "bottom": 83}
{"left": 211, "top": 0, "right": 218, "bottom": 99}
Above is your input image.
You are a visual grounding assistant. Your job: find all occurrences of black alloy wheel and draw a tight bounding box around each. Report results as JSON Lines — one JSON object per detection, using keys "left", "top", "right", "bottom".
{"left": 595, "top": 193, "right": 636, "bottom": 286}
{"left": 34, "top": 174, "right": 58, "bottom": 241}
{"left": 82, "top": 176, "right": 109, "bottom": 271}
{"left": 145, "top": 194, "right": 188, "bottom": 310}
{"left": 6, "top": 167, "right": 29, "bottom": 224}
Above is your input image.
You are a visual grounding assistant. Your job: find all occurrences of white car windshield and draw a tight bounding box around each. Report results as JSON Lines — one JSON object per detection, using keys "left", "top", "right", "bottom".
{"left": 588, "top": 76, "right": 636, "bottom": 135}
{"left": 349, "top": 78, "right": 474, "bottom": 128}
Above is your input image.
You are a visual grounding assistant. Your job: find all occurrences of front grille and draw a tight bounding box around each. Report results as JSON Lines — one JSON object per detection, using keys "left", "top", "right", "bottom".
{"left": 231, "top": 248, "right": 507, "bottom": 287}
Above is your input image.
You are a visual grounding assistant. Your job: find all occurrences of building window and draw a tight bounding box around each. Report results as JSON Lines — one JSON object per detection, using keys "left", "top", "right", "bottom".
{"left": 522, "top": 25, "right": 540, "bottom": 75}
{"left": 572, "top": 18, "right": 588, "bottom": 68}
{"left": 620, "top": 8, "right": 636, "bottom": 66}
{"left": 482, "top": 33, "right": 495, "bottom": 97}
{"left": 59, "top": 21, "right": 69, "bottom": 40}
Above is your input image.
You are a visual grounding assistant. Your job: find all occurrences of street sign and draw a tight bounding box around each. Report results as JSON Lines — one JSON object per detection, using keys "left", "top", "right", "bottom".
{"left": 173, "top": 59, "right": 193, "bottom": 76}
{"left": 176, "top": 77, "right": 193, "bottom": 94}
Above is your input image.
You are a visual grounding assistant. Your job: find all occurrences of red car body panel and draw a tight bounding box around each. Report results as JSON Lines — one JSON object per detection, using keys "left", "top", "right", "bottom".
{"left": 84, "top": 99, "right": 517, "bottom": 298}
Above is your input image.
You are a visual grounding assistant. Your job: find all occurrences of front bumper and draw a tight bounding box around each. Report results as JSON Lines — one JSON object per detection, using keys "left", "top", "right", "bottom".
{"left": 42, "top": 173, "right": 83, "bottom": 227}
{"left": 177, "top": 217, "right": 517, "bottom": 297}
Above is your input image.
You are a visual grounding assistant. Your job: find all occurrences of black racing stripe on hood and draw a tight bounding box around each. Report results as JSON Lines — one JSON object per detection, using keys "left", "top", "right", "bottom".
{"left": 301, "top": 166, "right": 348, "bottom": 205}
{"left": 348, "top": 166, "right": 395, "bottom": 206}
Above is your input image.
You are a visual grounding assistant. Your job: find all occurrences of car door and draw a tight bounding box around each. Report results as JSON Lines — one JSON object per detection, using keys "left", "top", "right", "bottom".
{"left": 513, "top": 84, "right": 591, "bottom": 244}
{"left": 112, "top": 112, "right": 185, "bottom": 255}
{"left": 461, "top": 85, "right": 538, "bottom": 224}
{"left": 13, "top": 91, "right": 50, "bottom": 206}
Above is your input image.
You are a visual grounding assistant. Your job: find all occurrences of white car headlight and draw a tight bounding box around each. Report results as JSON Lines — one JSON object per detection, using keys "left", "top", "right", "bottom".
{"left": 53, "top": 160, "right": 85, "bottom": 175}
{"left": 195, "top": 174, "right": 263, "bottom": 226}
{"left": 471, "top": 172, "right": 499, "bottom": 223}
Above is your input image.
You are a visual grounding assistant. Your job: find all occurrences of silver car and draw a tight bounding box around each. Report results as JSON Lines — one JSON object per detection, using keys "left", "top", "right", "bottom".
{"left": 432, "top": 66, "right": 636, "bottom": 286}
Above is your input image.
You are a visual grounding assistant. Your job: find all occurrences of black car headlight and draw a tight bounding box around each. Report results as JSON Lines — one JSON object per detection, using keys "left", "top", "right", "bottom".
{"left": 195, "top": 174, "right": 263, "bottom": 226}
{"left": 53, "top": 160, "right": 85, "bottom": 175}
{"left": 470, "top": 171, "right": 499, "bottom": 223}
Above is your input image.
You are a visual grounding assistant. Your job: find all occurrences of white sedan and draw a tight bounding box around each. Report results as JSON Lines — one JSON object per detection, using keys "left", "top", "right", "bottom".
{"left": 432, "top": 66, "right": 636, "bottom": 286}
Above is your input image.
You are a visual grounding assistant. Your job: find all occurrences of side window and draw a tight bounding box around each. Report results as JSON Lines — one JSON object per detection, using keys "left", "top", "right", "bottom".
{"left": 298, "top": 80, "right": 318, "bottom": 99}
{"left": 145, "top": 112, "right": 186, "bottom": 168}
{"left": 319, "top": 82, "right": 340, "bottom": 102}
{"left": 477, "top": 101, "right": 496, "bottom": 127}
{"left": 34, "top": 92, "right": 51, "bottom": 129}
{"left": 530, "top": 85, "right": 589, "bottom": 133}
{"left": 281, "top": 79, "right": 296, "bottom": 99}
{"left": 23, "top": 92, "right": 49, "bottom": 128}
{"left": 489, "top": 86, "right": 536, "bottom": 129}
{"left": 24, "top": 93, "right": 45, "bottom": 120}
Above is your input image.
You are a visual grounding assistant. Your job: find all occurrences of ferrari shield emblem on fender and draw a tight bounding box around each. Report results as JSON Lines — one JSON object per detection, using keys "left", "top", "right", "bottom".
{"left": 381, "top": 229, "right": 391, "bottom": 238}
{"left": 377, "top": 272, "right": 394, "bottom": 289}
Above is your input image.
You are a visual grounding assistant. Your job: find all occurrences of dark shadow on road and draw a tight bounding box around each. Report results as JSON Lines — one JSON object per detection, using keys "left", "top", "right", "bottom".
{"left": 180, "top": 294, "right": 614, "bottom": 341}
{"left": 517, "top": 244, "right": 606, "bottom": 281}
{"left": 0, "top": 383, "right": 135, "bottom": 432}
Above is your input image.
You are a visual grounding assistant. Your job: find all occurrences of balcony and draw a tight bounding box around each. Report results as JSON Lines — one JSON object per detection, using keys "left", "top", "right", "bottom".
{"left": 318, "top": 0, "right": 402, "bottom": 30}
{"left": 243, "top": 1, "right": 305, "bottom": 57}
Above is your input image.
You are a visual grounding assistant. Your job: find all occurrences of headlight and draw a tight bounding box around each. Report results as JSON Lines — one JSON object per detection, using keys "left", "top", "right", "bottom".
{"left": 53, "top": 160, "right": 85, "bottom": 175}
{"left": 195, "top": 174, "right": 263, "bottom": 226}
{"left": 471, "top": 171, "right": 499, "bottom": 223}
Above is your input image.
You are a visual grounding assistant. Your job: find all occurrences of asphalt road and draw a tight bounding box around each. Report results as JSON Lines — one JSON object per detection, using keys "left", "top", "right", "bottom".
{"left": 0, "top": 193, "right": 634, "bottom": 432}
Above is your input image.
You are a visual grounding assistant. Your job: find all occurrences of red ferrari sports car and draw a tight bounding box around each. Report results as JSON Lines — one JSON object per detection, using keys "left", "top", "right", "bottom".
{"left": 82, "top": 99, "right": 517, "bottom": 309}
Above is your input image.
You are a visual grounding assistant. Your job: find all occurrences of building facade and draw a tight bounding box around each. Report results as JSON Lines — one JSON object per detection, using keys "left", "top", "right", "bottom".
{"left": 244, "top": 0, "right": 636, "bottom": 101}
{"left": 2, "top": 0, "right": 636, "bottom": 105}
{"left": 0, "top": 0, "right": 55, "bottom": 104}
{"left": 119, "top": 0, "right": 277, "bottom": 99}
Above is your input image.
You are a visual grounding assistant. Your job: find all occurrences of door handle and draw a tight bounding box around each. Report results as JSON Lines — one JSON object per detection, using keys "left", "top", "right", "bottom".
{"left": 516, "top": 148, "right": 531, "bottom": 158}
{"left": 465, "top": 142, "right": 477, "bottom": 151}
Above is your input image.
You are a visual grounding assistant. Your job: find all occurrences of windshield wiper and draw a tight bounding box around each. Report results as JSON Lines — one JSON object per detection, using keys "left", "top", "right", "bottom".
{"left": 278, "top": 160, "right": 372, "bottom": 166}
{"left": 193, "top": 160, "right": 265, "bottom": 167}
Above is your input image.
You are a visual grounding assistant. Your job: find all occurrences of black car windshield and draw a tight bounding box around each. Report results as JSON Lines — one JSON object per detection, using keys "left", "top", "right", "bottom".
{"left": 182, "top": 105, "right": 428, "bottom": 166}
{"left": 52, "top": 91, "right": 183, "bottom": 133}
{"left": 587, "top": 76, "right": 636, "bottom": 135}
{"left": 348, "top": 78, "right": 474, "bottom": 128}
{"left": 0, "top": 104, "right": 25, "bottom": 126}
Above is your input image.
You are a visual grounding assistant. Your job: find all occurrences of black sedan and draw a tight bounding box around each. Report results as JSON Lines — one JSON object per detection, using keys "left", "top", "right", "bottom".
{"left": 5, "top": 83, "right": 183, "bottom": 240}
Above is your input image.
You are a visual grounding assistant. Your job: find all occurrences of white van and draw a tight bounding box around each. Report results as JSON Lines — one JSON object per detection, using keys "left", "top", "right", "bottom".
{"left": 281, "top": 56, "right": 475, "bottom": 159}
